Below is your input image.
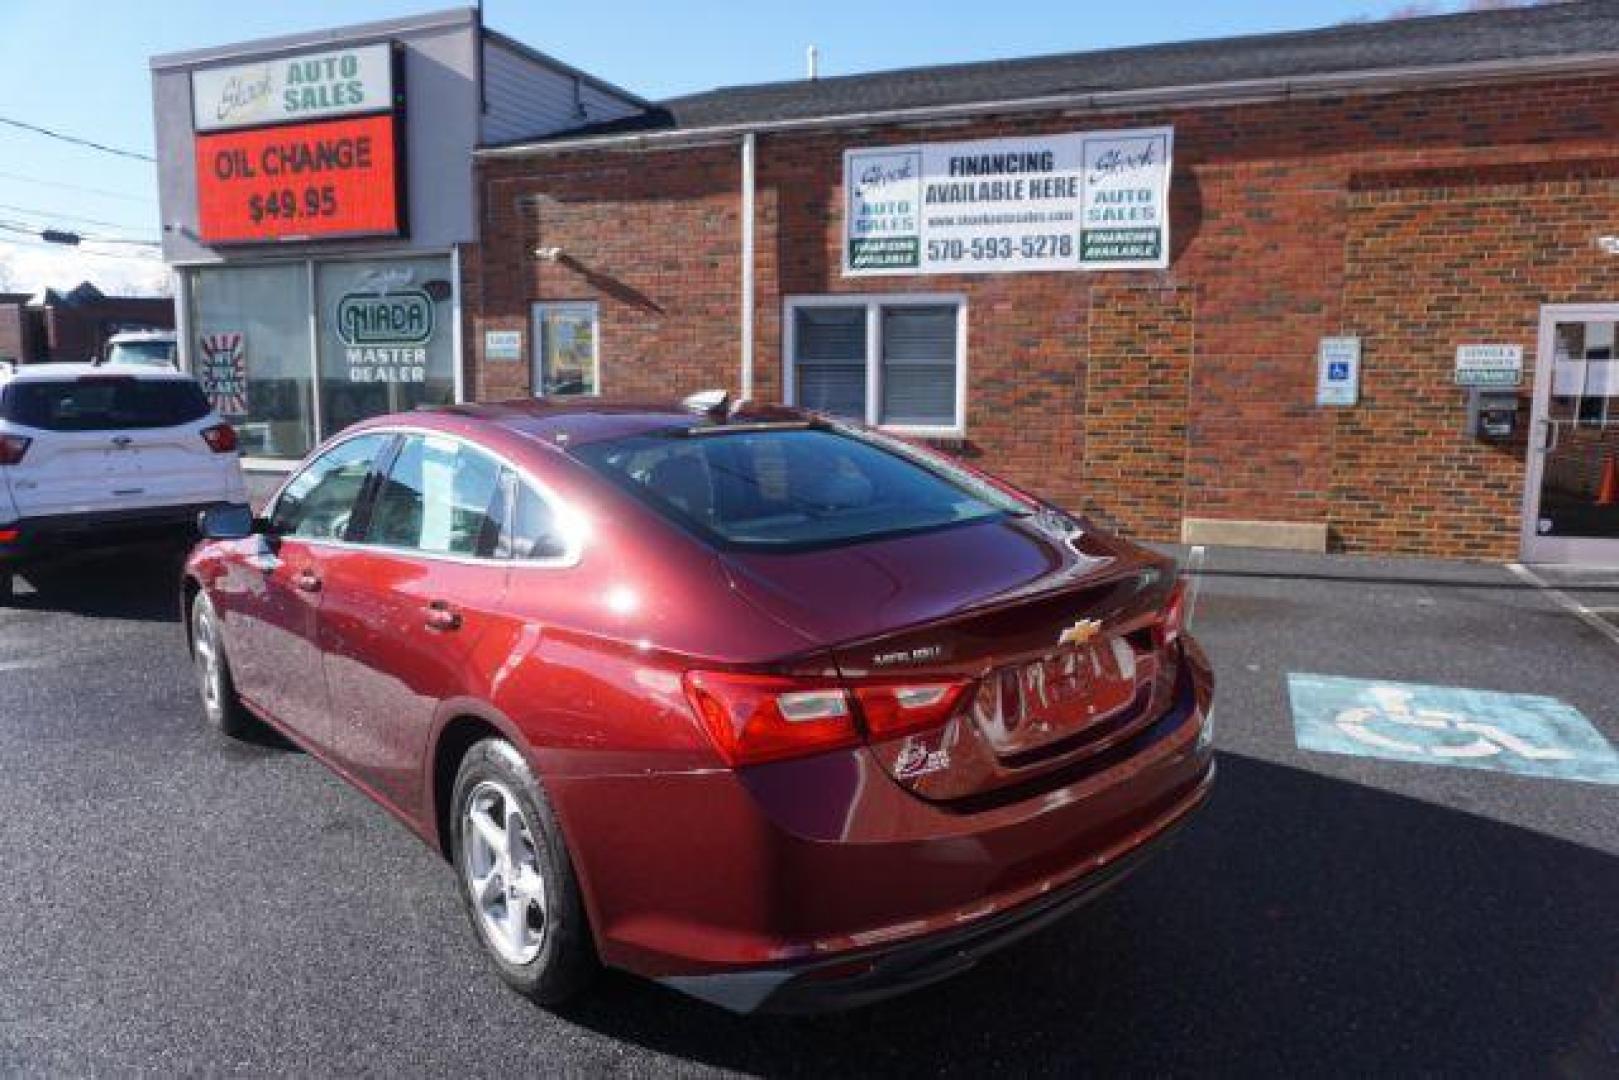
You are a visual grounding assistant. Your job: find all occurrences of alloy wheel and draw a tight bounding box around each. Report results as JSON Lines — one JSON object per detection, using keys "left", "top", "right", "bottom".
{"left": 460, "top": 780, "right": 548, "bottom": 965}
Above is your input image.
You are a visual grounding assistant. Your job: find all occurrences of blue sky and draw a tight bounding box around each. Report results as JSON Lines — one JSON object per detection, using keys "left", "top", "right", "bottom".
{"left": 0, "top": 0, "right": 1428, "bottom": 291}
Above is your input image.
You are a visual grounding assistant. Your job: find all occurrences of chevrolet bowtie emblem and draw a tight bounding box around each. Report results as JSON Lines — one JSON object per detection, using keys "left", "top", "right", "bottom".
{"left": 1058, "top": 619, "right": 1102, "bottom": 649}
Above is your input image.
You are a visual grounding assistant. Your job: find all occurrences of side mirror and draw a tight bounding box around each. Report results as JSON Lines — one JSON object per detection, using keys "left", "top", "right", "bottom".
{"left": 198, "top": 504, "right": 256, "bottom": 541}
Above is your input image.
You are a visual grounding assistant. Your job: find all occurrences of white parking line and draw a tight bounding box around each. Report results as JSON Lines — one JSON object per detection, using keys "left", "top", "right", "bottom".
{"left": 0, "top": 658, "right": 65, "bottom": 674}
{"left": 1508, "top": 563, "right": 1619, "bottom": 651}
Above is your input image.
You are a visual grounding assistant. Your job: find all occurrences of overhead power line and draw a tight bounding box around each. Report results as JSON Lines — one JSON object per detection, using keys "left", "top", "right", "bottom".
{"left": 0, "top": 235, "right": 163, "bottom": 262}
{"left": 0, "top": 169, "right": 154, "bottom": 204}
{"left": 0, "top": 115, "right": 155, "bottom": 164}
{"left": 0, "top": 220, "right": 160, "bottom": 250}
{"left": 0, "top": 202, "right": 157, "bottom": 240}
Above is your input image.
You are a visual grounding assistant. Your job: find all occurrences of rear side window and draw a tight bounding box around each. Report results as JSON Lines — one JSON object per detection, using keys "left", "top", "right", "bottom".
{"left": 491, "top": 469, "right": 571, "bottom": 561}
{"left": 573, "top": 427, "right": 1011, "bottom": 550}
{"left": 1, "top": 377, "right": 209, "bottom": 431}
{"left": 362, "top": 434, "right": 503, "bottom": 557}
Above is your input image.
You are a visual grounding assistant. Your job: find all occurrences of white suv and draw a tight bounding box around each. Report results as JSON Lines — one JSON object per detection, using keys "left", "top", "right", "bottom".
{"left": 0, "top": 362, "right": 248, "bottom": 601}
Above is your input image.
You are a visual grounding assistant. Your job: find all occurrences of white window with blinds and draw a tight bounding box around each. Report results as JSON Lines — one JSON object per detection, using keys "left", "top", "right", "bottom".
{"left": 784, "top": 295, "right": 966, "bottom": 436}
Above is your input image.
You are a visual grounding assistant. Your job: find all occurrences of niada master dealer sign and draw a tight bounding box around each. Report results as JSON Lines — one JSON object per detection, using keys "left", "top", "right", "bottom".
{"left": 844, "top": 126, "right": 1173, "bottom": 276}
{"left": 336, "top": 289, "right": 435, "bottom": 384}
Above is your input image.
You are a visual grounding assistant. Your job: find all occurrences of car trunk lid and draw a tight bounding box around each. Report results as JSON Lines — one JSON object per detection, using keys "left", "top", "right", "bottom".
{"left": 722, "top": 512, "right": 1181, "bottom": 801}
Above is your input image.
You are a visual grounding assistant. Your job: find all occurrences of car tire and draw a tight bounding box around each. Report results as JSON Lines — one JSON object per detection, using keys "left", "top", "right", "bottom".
{"left": 0, "top": 570, "right": 12, "bottom": 604}
{"left": 450, "top": 737, "right": 596, "bottom": 1006}
{"left": 189, "top": 590, "right": 258, "bottom": 739}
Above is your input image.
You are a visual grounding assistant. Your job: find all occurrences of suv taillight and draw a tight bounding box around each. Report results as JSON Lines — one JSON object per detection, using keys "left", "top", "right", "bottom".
{"left": 200, "top": 423, "right": 238, "bottom": 454}
{"left": 681, "top": 671, "right": 974, "bottom": 766}
{"left": 0, "top": 434, "right": 30, "bottom": 465}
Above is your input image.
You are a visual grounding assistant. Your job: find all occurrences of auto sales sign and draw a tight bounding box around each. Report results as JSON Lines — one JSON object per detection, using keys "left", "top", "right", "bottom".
{"left": 191, "top": 43, "right": 396, "bottom": 132}
{"left": 844, "top": 126, "right": 1173, "bottom": 276}
{"left": 191, "top": 42, "right": 405, "bottom": 245}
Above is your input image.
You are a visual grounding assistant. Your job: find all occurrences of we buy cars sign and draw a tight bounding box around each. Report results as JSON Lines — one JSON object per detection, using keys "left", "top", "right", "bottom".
{"left": 194, "top": 114, "right": 404, "bottom": 244}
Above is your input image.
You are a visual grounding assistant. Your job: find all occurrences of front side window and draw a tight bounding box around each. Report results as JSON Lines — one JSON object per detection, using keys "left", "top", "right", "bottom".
{"left": 788, "top": 297, "right": 963, "bottom": 433}
{"left": 574, "top": 426, "right": 1008, "bottom": 550}
{"left": 532, "top": 302, "right": 599, "bottom": 397}
{"left": 270, "top": 432, "right": 392, "bottom": 540}
{"left": 363, "top": 434, "right": 503, "bottom": 556}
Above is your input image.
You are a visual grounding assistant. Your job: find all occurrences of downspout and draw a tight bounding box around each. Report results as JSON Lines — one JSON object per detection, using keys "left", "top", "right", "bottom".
{"left": 740, "top": 132, "right": 756, "bottom": 400}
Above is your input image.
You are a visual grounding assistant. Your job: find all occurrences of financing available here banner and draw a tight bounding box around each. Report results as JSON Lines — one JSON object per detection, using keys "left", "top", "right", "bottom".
{"left": 844, "top": 126, "right": 1173, "bottom": 276}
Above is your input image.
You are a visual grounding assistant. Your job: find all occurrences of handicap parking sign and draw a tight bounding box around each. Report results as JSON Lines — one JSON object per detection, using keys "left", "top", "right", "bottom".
{"left": 1327, "top": 361, "right": 1350, "bottom": 381}
{"left": 1287, "top": 674, "right": 1619, "bottom": 785}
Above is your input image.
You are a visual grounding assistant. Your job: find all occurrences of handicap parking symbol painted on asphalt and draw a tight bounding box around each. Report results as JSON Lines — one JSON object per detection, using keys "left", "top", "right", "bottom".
{"left": 1287, "top": 674, "right": 1619, "bottom": 785}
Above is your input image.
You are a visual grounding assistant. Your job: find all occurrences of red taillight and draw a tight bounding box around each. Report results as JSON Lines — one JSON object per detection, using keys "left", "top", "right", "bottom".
{"left": 200, "top": 423, "right": 238, "bottom": 454}
{"left": 0, "top": 528, "right": 17, "bottom": 544}
{"left": 854, "top": 681, "right": 973, "bottom": 739}
{"left": 0, "top": 434, "right": 30, "bottom": 465}
{"left": 682, "top": 672, "right": 860, "bottom": 766}
{"left": 1154, "top": 579, "right": 1189, "bottom": 649}
{"left": 682, "top": 671, "right": 975, "bottom": 765}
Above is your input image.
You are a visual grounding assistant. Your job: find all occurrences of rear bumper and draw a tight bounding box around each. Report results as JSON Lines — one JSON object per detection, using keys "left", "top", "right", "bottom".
{"left": 0, "top": 501, "right": 246, "bottom": 564}
{"left": 543, "top": 639, "right": 1215, "bottom": 1009}
{"left": 661, "top": 763, "right": 1211, "bottom": 1014}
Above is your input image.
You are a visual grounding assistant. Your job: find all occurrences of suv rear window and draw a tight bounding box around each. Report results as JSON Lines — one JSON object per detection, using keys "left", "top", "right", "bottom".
{"left": 1, "top": 377, "right": 210, "bottom": 432}
{"left": 573, "top": 425, "right": 1017, "bottom": 550}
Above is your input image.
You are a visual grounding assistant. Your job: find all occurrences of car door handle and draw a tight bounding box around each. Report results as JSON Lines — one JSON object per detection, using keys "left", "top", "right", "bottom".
{"left": 293, "top": 569, "right": 322, "bottom": 594}
{"left": 424, "top": 601, "right": 462, "bottom": 632}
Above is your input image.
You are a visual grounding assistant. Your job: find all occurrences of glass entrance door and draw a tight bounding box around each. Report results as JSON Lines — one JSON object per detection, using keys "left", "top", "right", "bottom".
{"left": 1523, "top": 305, "right": 1619, "bottom": 564}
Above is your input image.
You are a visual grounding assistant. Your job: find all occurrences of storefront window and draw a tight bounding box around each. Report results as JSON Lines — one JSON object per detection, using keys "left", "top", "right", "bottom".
{"left": 531, "top": 302, "right": 599, "bottom": 396}
{"left": 316, "top": 257, "right": 456, "bottom": 438}
{"left": 189, "top": 264, "right": 316, "bottom": 459}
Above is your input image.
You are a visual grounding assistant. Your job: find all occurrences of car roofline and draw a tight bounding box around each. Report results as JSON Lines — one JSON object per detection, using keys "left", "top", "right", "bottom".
{"left": 0, "top": 362, "right": 195, "bottom": 381}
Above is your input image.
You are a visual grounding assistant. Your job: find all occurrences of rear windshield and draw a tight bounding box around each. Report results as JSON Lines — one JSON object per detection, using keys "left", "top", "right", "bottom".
{"left": 573, "top": 425, "right": 1020, "bottom": 550}
{"left": 106, "top": 341, "right": 176, "bottom": 366}
{"left": 1, "top": 377, "right": 210, "bottom": 432}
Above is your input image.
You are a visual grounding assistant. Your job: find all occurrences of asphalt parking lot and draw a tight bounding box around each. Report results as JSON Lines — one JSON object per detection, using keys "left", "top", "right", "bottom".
{"left": 0, "top": 543, "right": 1614, "bottom": 1076}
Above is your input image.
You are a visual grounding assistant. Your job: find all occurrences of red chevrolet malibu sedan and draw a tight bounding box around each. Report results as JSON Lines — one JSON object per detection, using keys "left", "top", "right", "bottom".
{"left": 183, "top": 396, "right": 1214, "bottom": 1013}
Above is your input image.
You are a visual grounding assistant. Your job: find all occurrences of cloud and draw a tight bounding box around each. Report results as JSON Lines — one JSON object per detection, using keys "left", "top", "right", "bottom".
{"left": 0, "top": 240, "right": 170, "bottom": 298}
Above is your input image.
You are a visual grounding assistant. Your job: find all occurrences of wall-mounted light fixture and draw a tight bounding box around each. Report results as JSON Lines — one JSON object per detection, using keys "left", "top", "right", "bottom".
{"left": 534, "top": 245, "right": 564, "bottom": 262}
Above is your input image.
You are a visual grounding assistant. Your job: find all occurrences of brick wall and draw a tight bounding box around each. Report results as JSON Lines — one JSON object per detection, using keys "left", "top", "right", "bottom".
{"left": 1082, "top": 285, "right": 1194, "bottom": 537}
{"left": 0, "top": 298, "right": 27, "bottom": 363}
{"left": 472, "top": 149, "right": 743, "bottom": 402}
{"left": 472, "top": 74, "right": 1619, "bottom": 559}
